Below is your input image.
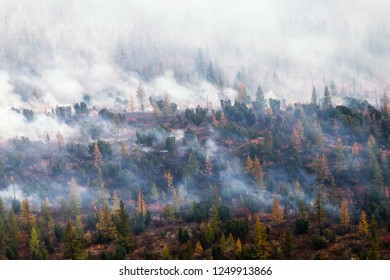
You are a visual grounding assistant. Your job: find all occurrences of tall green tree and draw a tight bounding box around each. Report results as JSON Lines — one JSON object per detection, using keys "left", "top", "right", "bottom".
{"left": 323, "top": 86, "right": 332, "bottom": 109}
{"left": 6, "top": 208, "right": 20, "bottom": 259}
{"left": 63, "top": 221, "right": 84, "bottom": 260}
{"left": 114, "top": 200, "right": 133, "bottom": 259}
{"left": 314, "top": 193, "right": 326, "bottom": 235}
{"left": 254, "top": 217, "right": 270, "bottom": 259}
{"left": 368, "top": 214, "right": 380, "bottom": 260}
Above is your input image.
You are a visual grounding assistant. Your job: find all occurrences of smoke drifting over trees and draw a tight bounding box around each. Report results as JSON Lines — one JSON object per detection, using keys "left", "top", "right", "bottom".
{"left": 0, "top": 0, "right": 390, "bottom": 260}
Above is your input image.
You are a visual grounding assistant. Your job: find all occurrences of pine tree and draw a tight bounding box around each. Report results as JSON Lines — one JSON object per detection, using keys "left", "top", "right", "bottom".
{"left": 112, "top": 191, "right": 120, "bottom": 215}
{"left": 220, "top": 232, "right": 227, "bottom": 252}
{"left": 163, "top": 93, "right": 172, "bottom": 115}
{"left": 137, "top": 191, "right": 148, "bottom": 217}
{"left": 6, "top": 208, "right": 19, "bottom": 259}
{"left": 162, "top": 244, "right": 171, "bottom": 260}
{"left": 368, "top": 214, "right": 380, "bottom": 259}
{"left": 60, "top": 197, "right": 68, "bottom": 222}
{"left": 19, "top": 198, "right": 32, "bottom": 233}
{"left": 323, "top": 85, "right": 332, "bottom": 109}
{"left": 283, "top": 229, "right": 293, "bottom": 257}
{"left": 220, "top": 112, "right": 227, "bottom": 126}
{"left": 314, "top": 193, "right": 326, "bottom": 235}
{"left": 254, "top": 217, "right": 270, "bottom": 260}
{"left": 235, "top": 238, "right": 242, "bottom": 257}
{"left": 69, "top": 177, "right": 81, "bottom": 219}
{"left": 164, "top": 171, "right": 174, "bottom": 192}
{"left": 358, "top": 210, "right": 369, "bottom": 237}
{"left": 335, "top": 137, "right": 347, "bottom": 172}
{"left": 56, "top": 131, "right": 64, "bottom": 150}
{"left": 29, "top": 224, "right": 46, "bottom": 260}
{"left": 151, "top": 182, "right": 160, "bottom": 201}
{"left": 40, "top": 197, "right": 54, "bottom": 235}
{"left": 187, "top": 152, "right": 200, "bottom": 175}
{"left": 291, "top": 119, "right": 305, "bottom": 152}
{"left": 204, "top": 156, "right": 213, "bottom": 176}
{"left": 227, "top": 232, "right": 235, "bottom": 252}
{"left": 64, "top": 221, "right": 84, "bottom": 260}
{"left": 311, "top": 86, "right": 318, "bottom": 105}
{"left": 244, "top": 155, "right": 253, "bottom": 174}
{"left": 96, "top": 202, "right": 115, "bottom": 241}
{"left": 114, "top": 200, "right": 133, "bottom": 257}
{"left": 373, "top": 161, "right": 385, "bottom": 197}
{"left": 252, "top": 156, "right": 265, "bottom": 189}
{"left": 381, "top": 92, "right": 389, "bottom": 120}
{"left": 313, "top": 154, "right": 330, "bottom": 184}
{"left": 128, "top": 94, "right": 136, "bottom": 113}
{"left": 210, "top": 205, "right": 222, "bottom": 235}
{"left": 204, "top": 222, "right": 215, "bottom": 245}
{"left": 253, "top": 85, "right": 266, "bottom": 114}
{"left": 120, "top": 141, "right": 130, "bottom": 158}
{"left": 136, "top": 83, "right": 146, "bottom": 111}
{"left": 93, "top": 143, "right": 102, "bottom": 167}
{"left": 339, "top": 199, "right": 350, "bottom": 226}
{"left": 271, "top": 192, "right": 284, "bottom": 226}
{"left": 195, "top": 241, "right": 203, "bottom": 258}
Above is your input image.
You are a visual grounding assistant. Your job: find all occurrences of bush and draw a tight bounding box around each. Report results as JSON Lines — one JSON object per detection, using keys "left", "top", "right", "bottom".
{"left": 311, "top": 235, "right": 329, "bottom": 250}
{"left": 295, "top": 218, "right": 309, "bottom": 234}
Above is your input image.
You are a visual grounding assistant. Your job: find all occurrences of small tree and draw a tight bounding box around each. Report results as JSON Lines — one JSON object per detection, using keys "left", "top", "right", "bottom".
{"left": 358, "top": 210, "right": 369, "bottom": 237}
{"left": 271, "top": 192, "right": 284, "bottom": 226}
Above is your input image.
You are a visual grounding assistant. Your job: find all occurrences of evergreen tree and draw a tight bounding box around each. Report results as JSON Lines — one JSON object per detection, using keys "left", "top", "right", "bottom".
{"left": 63, "top": 221, "right": 84, "bottom": 260}
{"left": 0, "top": 198, "right": 6, "bottom": 258}
{"left": 151, "top": 182, "right": 160, "bottom": 201}
{"left": 254, "top": 217, "right": 270, "bottom": 260}
{"left": 311, "top": 86, "right": 318, "bottom": 105}
{"left": 314, "top": 193, "right": 326, "bottom": 235}
{"left": 195, "top": 241, "right": 203, "bottom": 258}
{"left": 235, "top": 238, "right": 242, "bottom": 257}
{"left": 69, "top": 177, "right": 81, "bottom": 219}
{"left": 164, "top": 171, "right": 174, "bottom": 192}
{"left": 253, "top": 85, "right": 266, "bottom": 114}
{"left": 252, "top": 156, "right": 265, "bottom": 189}
{"left": 358, "top": 210, "right": 369, "bottom": 237}
{"left": 291, "top": 119, "right": 305, "bottom": 152}
{"left": 19, "top": 198, "right": 32, "bottom": 233}
{"left": 244, "top": 155, "right": 253, "bottom": 174}
{"left": 29, "top": 224, "right": 47, "bottom": 260}
{"left": 323, "top": 86, "right": 332, "bottom": 109}
{"left": 114, "top": 200, "right": 133, "bottom": 258}
{"left": 339, "top": 199, "right": 350, "bottom": 226}
{"left": 162, "top": 244, "right": 171, "bottom": 260}
{"left": 6, "top": 208, "right": 19, "bottom": 259}
{"left": 210, "top": 205, "right": 222, "bottom": 235}
{"left": 204, "top": 156, "right": 213, "bottom": 176}
{"left": 204, "top": 222, "right": 215, "bottom": 245}
{"left": 136, "top": 83, "right": 146, "bottom": 111}
{"left": 335, "top": 137, "right": 347, "bottom": 172}
{"left": 271, "top": 192, "right": 284, "bottom": 226}
{"left": 368, "top": 214, "right": 380, "bottom": 259}
{"left": 283, "top": 229, "right": 293, "bottom": 257}
{"left": 96, "top": 202, "right": 115, "bottom": 241}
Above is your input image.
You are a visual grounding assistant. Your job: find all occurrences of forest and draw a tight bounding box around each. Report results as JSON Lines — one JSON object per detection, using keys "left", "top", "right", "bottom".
{"left": 0, "top": 82, "right": 390, "bottom": 260}
{"left": 1, "top": 0, "right": 390, "bottom": 261}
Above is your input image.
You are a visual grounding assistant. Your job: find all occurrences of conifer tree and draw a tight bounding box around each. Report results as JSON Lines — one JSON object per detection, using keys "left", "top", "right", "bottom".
{"left": 204, "top": 156, "right": 213, "bottom": 176}
{"left": 19, "top": 198, "right": 32, "bottom": 233}
{"left": 210, "top": 205, "right": 222, "bottom": 235}
{"left": 253, "top": 85, "right": 266, "bottom": 114}
{"left": 204, "top": 222, "right": 215, "bottom": 245}
{"left": 314, "top": 193, "right": 326, "bottom": 235}
{"left": 235, "top": 238, "right": 242, "bottom": 257}
{"left": 29, "top": 223, "right": 47, "bottom": 260}
{"left": 291, "top": 119, "right": 305, "bottom": 152}
{"left": 335, "top": 137, "right": 347, "bottom": 172}
{"left": 163, "top": 93, "right": 172, "bottom": 115}
{"left": 162, "top": 244, "right": 171, "bottom": 260}
{"left": 311, "top": 86, "right": 318, "bottom": 105}
{"left": 358, "top": 210, "right": 369, "bottom": 237}
{"left": 323, "top": 85, "right": 332, "bottom": 109}
{"left": 128, "top": 94, "right": 136, "bottom": 113}
{"left": 227, "top": 232, "right": 235, "bottom": 252}
{"left": 69, "top": 177, "right": 81, "bottom": 219}
{"left": 0, "top": 198, "right": 6, "bottom": 258}
{"left": 195, "top": 241, "right": 203, "bottom": 258}
{"left": 271, "top": 192, "right": 284, "bottom": 226}
{"left": 136, "top": 83, "right": 146, "bottom": 111}
{"left": 114, "top": 200, "right": 133, "bottom": 258}
{"left": 368, "top": 214, "right": 380, "bottom": 259}
{"left": 64, "top": 221, "right": 84, "bottom": 260}
{"left": 254, "top": 217, "right": 270, "bottom": 260}
{"left": 244, "top": 155, "right": 253, "bottom": 174}
{"left": 93, "top": 143, "right": 102, "bottom": 167}
{"left": 6, "top": 208, "right": 19, "bottom": 259}
{"left": 339, "top": 199, "right": 350, "bottom": 226}
{"left": 137, "top": 191, "right": 148, "bottom": 217}
{"left": 283, "top": 229, "right": 293, "bottom": 257}
{"left": 164, "top": 171, "right": 174, "bottom": 192}
{"left": 220, "top": 112, "right": 227, "bottom": 126}
{"left": 252, "top": 156, "right": 265, "bottom": 189}
{"left": 96, "top": 202, "right": 115, "bottom": 241}
{"left": 151, "top": 182, "right": 160, "bottom": 201}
